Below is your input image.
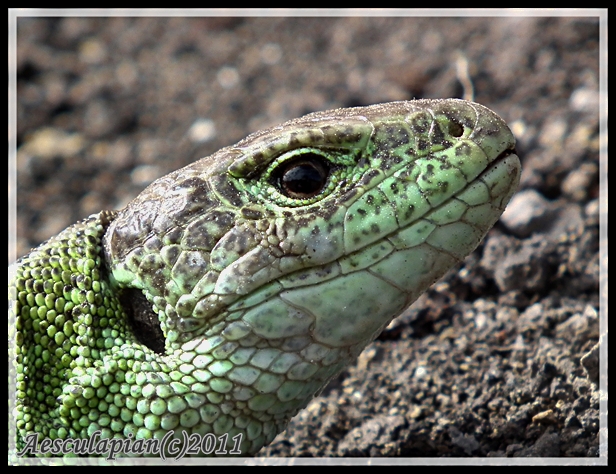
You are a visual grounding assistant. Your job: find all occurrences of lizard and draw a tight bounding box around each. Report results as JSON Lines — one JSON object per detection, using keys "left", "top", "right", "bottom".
{"left": 9, "top": 99, "right": 520, "bottom": 459}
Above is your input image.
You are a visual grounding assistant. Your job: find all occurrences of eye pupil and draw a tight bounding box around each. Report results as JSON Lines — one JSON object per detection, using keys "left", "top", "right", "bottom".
{"left": 277, "top": 154, "right": 329, "bottom": 199}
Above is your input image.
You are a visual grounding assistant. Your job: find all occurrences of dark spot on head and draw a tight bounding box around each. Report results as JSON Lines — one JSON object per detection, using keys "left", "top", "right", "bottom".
{"left": 360, "top": 169, "right": 381, "bottom": 186}
{"left": 431, "top": 124, "right": 448, "bottom": 146}
{"left": 387, "top": 155, "right": 404, "bottom": 168}
{"left": 144, "top": 237, "right": 163, "bottom": 255}
{"left": 357, "top": 208, "right": 367, "bottom": 216}
{"left": 327, "top": 221, "right": 341, "bottom": 233}
{"left": 297, "top": 217, "right": 312, "bottom": 228}
{"left": 228, "top": 150, "right": 268, "bottom": 178}
{"left": 319, "top": 125, "right": 360, "bottom": 145}
{"left": 404, "top": 205, "right": 415, "bottom": 221}
{"left": 161, "top": 245, "right": 181, "bottom": 267}
{"left": 438, "top": 160, "right": 452, "bottom": 170}
{"left": 164, "top": 227, "right": 183, "bottom": 245}
{"left": 241, "top": 207, "right": 264, "bottom": 220}
{"left": 371, "top": 223, "right": 380, "bottom": 234}
{"left": 455, "top": 142, "right": 472, "bottom": 157}
{"left": 340, "top": 187, "right": 360, "bottom": 204}
{"left": 179, "top": 177, "right": 214, "bottom": 202}
{"left": 409, "top": 115, "right": 430, "bottom": 134}
{"left": 209, "top": 173, "right": 244, "bottom": 207}
{"left": 288, "top": 133, "right": 301, "bottom": 148}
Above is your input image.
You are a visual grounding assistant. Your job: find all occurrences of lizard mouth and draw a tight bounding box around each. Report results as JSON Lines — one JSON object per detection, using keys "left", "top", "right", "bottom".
{"left": 495, "top": 146, "right": 518, "bottom": 163}
{"left": 480, "top": 146, "right": 520, "bottom": 183}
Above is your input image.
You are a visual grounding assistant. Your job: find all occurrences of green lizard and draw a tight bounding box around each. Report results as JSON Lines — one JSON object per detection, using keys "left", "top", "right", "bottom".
{"left": 10, "top": 99, "right": 520, "bottom": 459}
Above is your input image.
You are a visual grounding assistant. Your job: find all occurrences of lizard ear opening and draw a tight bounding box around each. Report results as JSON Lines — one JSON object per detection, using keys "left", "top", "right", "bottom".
{"left": 119, "top": 288, "right": 166, "bottom": 354}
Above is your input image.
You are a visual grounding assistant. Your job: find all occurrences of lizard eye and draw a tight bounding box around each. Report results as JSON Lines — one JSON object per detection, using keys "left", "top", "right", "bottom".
{"left": 273, "top": 153, "right": 330, "bottom": 199}
{"left": 258, "top": 146, "right": 361, "bottom": 207}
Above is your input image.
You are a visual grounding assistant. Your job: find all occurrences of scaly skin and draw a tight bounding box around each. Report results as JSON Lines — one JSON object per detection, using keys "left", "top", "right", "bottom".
{"left": 10, "top": 99, "right": 520, "bottom": 459}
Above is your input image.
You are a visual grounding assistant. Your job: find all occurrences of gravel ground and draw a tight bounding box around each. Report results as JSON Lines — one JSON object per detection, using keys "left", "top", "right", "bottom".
{"left": 13, "top": 14, "right": 604, "bottom": 461}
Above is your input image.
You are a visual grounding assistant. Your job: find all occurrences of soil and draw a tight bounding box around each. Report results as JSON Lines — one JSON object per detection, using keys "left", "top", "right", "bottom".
{"left": 13, "top": 14, "right": 604, "bottom": 461}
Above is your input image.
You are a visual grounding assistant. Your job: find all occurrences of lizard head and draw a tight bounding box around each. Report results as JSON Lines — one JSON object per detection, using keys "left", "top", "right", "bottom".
{"left": 104, "top": 99, "right": 519, "bottom": 354}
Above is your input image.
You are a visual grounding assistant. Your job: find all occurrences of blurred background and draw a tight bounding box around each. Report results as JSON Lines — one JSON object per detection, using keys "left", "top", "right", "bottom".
{"left": 14, "top": 15, "right": 600, "bottom": 256}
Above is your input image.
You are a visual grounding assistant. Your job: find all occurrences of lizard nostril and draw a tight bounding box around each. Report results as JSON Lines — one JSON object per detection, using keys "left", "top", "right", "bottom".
{"left": 448, "top": 120, "right": 464, "bottom": 137}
